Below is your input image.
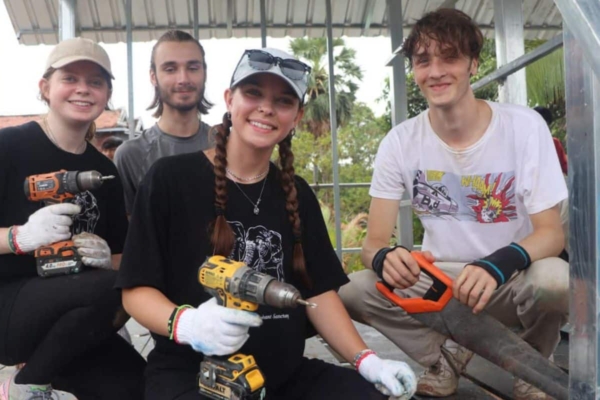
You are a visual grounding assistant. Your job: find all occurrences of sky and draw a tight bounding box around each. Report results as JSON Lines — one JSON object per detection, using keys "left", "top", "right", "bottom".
{"left": 0, "top": 3, "right": 393, "bottom": 128}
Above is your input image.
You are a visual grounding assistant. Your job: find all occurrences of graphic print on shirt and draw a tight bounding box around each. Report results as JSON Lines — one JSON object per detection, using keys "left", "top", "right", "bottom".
{"left": 71, "top": 191, "right": 100, "bottom": 234}
{"left": 412, "top": 170, "right": 517, "bottom": 223}
{"left": 412, "top": 170, "right": 459, "bottom": 217}
{"left": 229, "top": 221, "right": 284, "bottom": 281}
{"left": 465, "top": 173, "right": 517, "bottom": 223}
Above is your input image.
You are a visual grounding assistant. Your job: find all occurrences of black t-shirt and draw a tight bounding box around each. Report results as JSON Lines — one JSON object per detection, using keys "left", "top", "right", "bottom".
{"left": 116, "top": 151, "right": 348, "bottom": 392}
{"left": 0, "top": 122, "right": 128, "bottom": 279}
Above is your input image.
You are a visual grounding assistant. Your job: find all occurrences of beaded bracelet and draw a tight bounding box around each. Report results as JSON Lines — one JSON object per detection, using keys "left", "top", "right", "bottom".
{"left": 167, "top": 304, "right": 192, "bottom": 341}
{"left": 7, "top": 226, "right": 16, "bottom": 254}
{"left": 353, "top": 349, "right": 377, "bottom": 371}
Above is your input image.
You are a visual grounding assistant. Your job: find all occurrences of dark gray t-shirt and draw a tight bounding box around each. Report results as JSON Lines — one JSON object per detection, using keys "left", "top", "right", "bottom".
{"left": 114, "top": 121, "right": 213, "bottom": 213}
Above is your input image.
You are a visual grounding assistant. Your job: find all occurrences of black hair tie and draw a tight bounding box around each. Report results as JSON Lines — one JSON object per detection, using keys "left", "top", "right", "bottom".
{"left": 215, "top": 207, "right": 225, "bottom": 216}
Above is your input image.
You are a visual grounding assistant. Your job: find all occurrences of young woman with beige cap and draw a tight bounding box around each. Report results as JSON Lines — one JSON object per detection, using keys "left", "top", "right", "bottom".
{"left": 0, "top": 37, "right": 144, "bottom": 399}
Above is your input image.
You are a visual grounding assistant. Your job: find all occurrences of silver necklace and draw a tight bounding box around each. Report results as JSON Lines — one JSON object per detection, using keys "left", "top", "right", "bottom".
{"left": 231, "top": 175, "right": 268, "bottom": 215}
{"left": 43, "top": 117, "right": 86, "bottom": 155}
{"left": 226, "top": 167, "right": 268, "bottom": 182}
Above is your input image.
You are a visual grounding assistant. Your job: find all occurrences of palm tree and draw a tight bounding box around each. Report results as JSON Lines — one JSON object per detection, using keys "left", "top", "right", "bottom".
{"left": 289, "top": 37, "right": 363, "bottom": 137}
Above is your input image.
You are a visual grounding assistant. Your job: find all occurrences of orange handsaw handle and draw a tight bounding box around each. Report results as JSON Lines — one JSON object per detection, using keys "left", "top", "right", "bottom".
{"left": 375, "top": 251, "right": 454, "bottom": 313}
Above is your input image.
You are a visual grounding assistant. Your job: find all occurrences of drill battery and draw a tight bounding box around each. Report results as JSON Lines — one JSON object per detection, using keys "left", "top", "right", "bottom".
{"left": 198, "top": 354, "right": 265, "bottom": 400}
{"left": 35, "top": 240, "right": 83, "bottom": 277}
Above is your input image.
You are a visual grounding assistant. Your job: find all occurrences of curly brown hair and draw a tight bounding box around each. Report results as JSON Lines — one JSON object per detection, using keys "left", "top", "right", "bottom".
{"left": 210, "top": 111, "right": 312, "bottom": 289}
{"left": 402, "top": 8, "right": 483, "bottom": 67}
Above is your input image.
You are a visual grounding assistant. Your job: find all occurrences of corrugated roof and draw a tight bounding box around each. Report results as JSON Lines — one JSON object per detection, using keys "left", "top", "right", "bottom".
{"left": 3, "top": 0, "right": 562, "bottom": 45}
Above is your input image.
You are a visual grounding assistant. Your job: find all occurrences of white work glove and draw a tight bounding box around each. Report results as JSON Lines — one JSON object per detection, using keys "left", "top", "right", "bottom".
{"left": 175, "top": 297, "right": 263, "bottom": 356}
{"left": 15, "top": 203, "right": 81, "bottom": 253}
{"left": 358, "top": 354, "right": 417, "bottom": 399}
{"left": 72, "top": 232, "right": 112, "bottom": 270}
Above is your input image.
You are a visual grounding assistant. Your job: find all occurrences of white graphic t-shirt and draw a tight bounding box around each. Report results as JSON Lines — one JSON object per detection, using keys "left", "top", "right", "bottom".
{"left": 370, "top": 101, "right": 567, "bottom": 263}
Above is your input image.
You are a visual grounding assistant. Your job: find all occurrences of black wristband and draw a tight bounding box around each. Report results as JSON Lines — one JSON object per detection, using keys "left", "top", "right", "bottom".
{"left": 372, "top": 245, "right": 409, "bottom": 280}
{"left": 470, "top": 242, "right": 531, "bottom": 287}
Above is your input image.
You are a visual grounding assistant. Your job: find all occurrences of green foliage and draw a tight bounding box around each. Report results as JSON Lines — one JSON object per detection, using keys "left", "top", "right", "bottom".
{"left": 289, "top": 38, "right": 363, "bottom": 137}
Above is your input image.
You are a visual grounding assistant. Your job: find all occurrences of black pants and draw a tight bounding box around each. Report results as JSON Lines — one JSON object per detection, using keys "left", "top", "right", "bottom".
{"left": 145, "top": 357, "right": 387, "bottom": 400}
{"left": 0, "top": 270, "right": 145, "bottom": 399}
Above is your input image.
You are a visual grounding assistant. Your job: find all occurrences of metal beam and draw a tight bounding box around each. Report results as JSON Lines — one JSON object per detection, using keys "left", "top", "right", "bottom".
{"left": 555, "top": 0, "right": 600, "bottom": 79}
{"left": 563, "top": 24, "right": 600, "bottom": 399}
{"left": 387, "top": 0, "right": 413, "bottom": 249}
{"left": 58, "top": 0, "right": 76, "bottom": 40}
{"left": 126, "top": 0, "right": 135, "bottom": 138}
{"left": 556, "top": 1, "right": 600, "bottom": 395}
{"left": 260, "top": 0, "right": 267, "bottom": 47}
{"left": 227, "top": 0, "right": 233, "bottom": 38}
{"left": 17, "top": 23, "right": 562, "bottom": 39}
{"left": 193, "top": 0, "right": 199, "bottom": 40}
{"left": 361, "top": 0, "right": 374, "bottom": 36}
{"left": 325, "top": 0, "right": 342, "bottom": 260}
{"left": 471, "top": 34, "right": 563, "bottom": 92}
{"left": 493, "top": 0, "right": 527, "bottom": 105}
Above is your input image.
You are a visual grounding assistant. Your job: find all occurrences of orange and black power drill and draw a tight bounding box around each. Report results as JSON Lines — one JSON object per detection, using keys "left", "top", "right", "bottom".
{"left": 23, "top": 170, "right": 114, "bottom": 277}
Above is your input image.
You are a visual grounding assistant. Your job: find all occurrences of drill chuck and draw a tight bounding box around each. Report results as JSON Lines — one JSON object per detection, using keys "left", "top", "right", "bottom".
{"left": 73, "top": 170, "right": 112, "bottom": 192}
{"left": 230, "top": 266, "right": 305, "bottom": 309}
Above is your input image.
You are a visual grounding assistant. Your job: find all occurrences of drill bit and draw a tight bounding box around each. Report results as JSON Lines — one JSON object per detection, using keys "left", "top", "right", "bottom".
{"left": 296, "top": 299, "right": 317, "bottom": 308}
{"left": 100, "top": 175, "right": 115, "bottom": 181}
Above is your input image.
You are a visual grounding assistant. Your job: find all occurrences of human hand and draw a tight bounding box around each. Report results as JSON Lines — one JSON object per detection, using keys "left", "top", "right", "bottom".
{"left": 453, "top": 265, "right": 498, "bottom": 314}
{"left": 381, "top": 249, "right": 434, "bottom": 289}
{"left": 357, "top": 354, "right": 417, "bottom": 399}
{"left": 175, "top": 297, "right": 263, "bottom": 356}
{"left": 72, "top": 232, "right": 112, "bottom": 269}
{"left": 15, "top": 203, "right": 81, "bottom": 253}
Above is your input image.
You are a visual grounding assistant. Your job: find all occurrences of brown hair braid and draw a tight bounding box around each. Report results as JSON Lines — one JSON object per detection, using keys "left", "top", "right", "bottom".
{"left": 277, "top": 134, "right": 312, "bottom": 289}
{"left": 210, "top": 113, "right": 235, "bottom": 256}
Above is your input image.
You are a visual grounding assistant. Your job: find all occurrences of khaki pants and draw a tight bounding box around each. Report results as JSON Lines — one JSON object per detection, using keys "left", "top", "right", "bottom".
{"left": 339, "top": 258, "right": 569, "bottom": 367}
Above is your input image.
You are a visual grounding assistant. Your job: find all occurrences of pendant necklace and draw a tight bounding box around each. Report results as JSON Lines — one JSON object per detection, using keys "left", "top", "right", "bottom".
{"left": 231, "top": 175, "right": 268, "bottom": 215}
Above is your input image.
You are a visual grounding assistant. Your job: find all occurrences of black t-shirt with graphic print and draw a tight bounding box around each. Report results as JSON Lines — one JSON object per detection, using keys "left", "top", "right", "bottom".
{"left": 0, "top": 122, "right": 128, "bottom": 279}
{"left": 0, "top": 121, "right": 128, "bottom": 326}
{"left": 116, "top": 151, "right": 348, "bottom": 393}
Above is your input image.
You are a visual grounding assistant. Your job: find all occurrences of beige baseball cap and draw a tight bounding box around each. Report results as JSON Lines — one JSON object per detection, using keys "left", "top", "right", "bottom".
{"left": 46, "top": 37, "right": 114, "bottom": 79}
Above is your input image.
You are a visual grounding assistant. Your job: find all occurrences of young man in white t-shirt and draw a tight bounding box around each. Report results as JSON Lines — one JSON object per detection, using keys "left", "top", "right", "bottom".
{"left": 339, "top": 8, "right": 568, "bottom": 400}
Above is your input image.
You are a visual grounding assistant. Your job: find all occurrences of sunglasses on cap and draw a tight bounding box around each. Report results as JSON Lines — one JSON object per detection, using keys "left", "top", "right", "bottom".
{"left": 244, "top": 49, "right": 311, "bottom": 80}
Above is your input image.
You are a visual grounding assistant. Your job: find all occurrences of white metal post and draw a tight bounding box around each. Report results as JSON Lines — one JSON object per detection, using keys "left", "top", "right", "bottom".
{"left": 388, "top": 0, "right": 413, "bottom": 248}
{"left": 493, "top": 0, "right": 527, "bottom": 105}
{"left": 58, "top": 0, "right": 76, "bottom": 40}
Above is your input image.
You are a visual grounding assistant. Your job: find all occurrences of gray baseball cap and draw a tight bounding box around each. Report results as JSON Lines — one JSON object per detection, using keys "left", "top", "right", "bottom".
{"left": 230, "top": 48, "right": 310, "bottom": 100}
{"left": 46, "top": 37, "right": 114, "bottom": 79}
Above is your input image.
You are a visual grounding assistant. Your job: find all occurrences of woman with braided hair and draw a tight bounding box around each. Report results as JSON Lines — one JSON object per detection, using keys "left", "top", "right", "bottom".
{"left": 117, "top": 47, "right": 417, "bottom": 400}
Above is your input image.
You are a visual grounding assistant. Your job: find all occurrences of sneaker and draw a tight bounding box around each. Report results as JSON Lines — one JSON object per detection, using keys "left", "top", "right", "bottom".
{"left": 416, "top": 340, "right": 474, "bottom": 397}
{"left": 513, "top": 378, "right": 553, "bottom": 400}
{"left": 0, "top": 372, "right": 77, "bottom": 400}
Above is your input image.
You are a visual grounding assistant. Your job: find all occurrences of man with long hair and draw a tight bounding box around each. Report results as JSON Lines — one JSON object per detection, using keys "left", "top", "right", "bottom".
{"left": 115, "top": 30, "right": 214, "bottom": 214}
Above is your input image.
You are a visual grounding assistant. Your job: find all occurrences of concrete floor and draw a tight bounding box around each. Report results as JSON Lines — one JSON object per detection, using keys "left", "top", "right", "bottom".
{"left": 2, "top": 315, "right": 571, "bottom": 400}
{"left": 0, "top": 319, "right": 506, "bottom": 399}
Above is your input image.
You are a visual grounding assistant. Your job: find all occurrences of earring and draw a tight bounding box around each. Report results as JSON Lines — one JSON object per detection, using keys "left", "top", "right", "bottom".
{"left": 226, "top": 112, "right": 231, "bottom": 120}
{"left": 289, "top": 128, "right": 296, "bottom": 137}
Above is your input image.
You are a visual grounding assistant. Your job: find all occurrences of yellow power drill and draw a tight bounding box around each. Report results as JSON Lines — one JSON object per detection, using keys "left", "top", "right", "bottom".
{"left": 197, "top": 256, "right": 316, "bottom": 400}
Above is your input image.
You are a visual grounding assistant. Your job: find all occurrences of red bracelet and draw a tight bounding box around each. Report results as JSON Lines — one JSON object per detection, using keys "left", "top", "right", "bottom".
{"left": 354, "top": 350, "right": 376, "bottom": 371}
{"left": 11, "top": 226, "right": 25, "bottom": 255}
{"left": 172, "top": 308, "right": 189, "bottom": 344}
